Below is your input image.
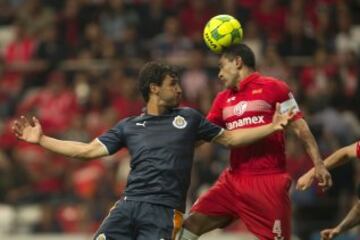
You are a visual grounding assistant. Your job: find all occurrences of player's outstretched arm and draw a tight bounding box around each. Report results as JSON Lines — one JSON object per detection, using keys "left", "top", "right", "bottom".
{"left": 289, "top": 118, "right": 333, "bottom": 190}
{"left": 297, "top": 143, "right": 357, "bottom": 190}
{"left": 320, "top": 200, "right": 360, "bottom": 240}
{"left": 12, "top": 116, "right": 108, "bottom": 159}
{"left": 214, "top": 103, "right": 294, "bottom": 148}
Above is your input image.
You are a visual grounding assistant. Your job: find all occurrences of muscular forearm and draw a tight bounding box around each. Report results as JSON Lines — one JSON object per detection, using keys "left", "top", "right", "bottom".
{"left": 39, "top": 135, "right": 102, "bottom": 159}
{"left": 337, "top": 202, "right": 360, "bottom": 233}
{"left": 216, "top": 123, "right": 276, "bottom": 148}
{"left": 323, "top": 149, "right": 350, "bottom": 169}
{"left": 230, "top": 124, "right": 275, "bottom": 147}
{"left": 306, "top": 147, "right": 351, "bottom": 177}
{"left": 300, "top": 131, "right": 323, "bottom": 166}
{"left": 291, "top": 120, "right": 323, "bottom": 166}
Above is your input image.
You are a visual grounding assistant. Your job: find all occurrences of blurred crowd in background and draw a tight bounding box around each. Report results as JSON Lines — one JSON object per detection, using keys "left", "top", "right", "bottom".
{"left": 0, "top": 0, "right": 359, "bottom": 239}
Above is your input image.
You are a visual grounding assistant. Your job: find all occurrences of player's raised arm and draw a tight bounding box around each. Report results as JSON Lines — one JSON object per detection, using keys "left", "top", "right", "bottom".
{"left": 12, "top": 116, "right": 108, "bottom": 159}
{"left": 289, "top": 118, "right": 333, "bottom": 190}
{"left": 297, "top": 143, "right": 357, "bottom": 191}
{"left": 213, "top": 103, "right": 295, "bottom": 148}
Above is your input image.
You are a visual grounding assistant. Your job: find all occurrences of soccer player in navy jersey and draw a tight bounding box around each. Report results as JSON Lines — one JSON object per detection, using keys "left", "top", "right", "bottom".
{"left": 12, "top": 61, "right": 293, "bottom": 240}
{"left": 179, "top": 44, "right": 332, "bottom": 240}
{"left": 297, "top": 141, "right": 360, "bottom": 240}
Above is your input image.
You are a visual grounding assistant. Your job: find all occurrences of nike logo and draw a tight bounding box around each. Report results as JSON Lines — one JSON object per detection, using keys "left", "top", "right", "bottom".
{"left": 136, "top": 121, "right": 146, "bottom": 127}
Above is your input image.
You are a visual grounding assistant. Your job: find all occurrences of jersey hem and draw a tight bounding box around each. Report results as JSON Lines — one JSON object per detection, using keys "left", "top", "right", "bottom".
{"left": 122, "top": 196, "right": 185, "bottom": 213}
{"left": 228, "top": 168, "right": 287, "bottom": 176}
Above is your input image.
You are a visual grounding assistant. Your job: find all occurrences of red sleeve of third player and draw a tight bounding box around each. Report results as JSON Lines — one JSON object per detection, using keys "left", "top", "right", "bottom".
{"left": 272, "top": 80, "right": 303, "bottom": 121}
{"left": 356, "top": 141, "right": 360, "bottom": 158}
{"left": 207, "top": 92, "right": 225, "bottom": 127}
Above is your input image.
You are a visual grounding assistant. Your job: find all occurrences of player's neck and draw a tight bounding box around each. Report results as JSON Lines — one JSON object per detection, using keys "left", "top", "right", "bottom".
{"left": 236, "top": 68, "right": 254, "bottom": 88}
{"left": 146, "top": 99, "right": 168, "bottom": 116}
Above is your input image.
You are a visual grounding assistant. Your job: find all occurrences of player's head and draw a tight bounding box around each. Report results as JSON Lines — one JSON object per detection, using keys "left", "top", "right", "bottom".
{"left": 139, "top": 61, "right": 182, "bottom": 107}
{"left": 218, "top": 43, "right": 255, "bottom": 88}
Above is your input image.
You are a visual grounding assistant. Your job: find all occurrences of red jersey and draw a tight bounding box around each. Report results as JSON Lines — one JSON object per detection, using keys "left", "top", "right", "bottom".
{"left": 356, "top": 141, "right": 360, "bottom": 158}
{"left": 207, "top": 72, "right": 302, "bottom": 175}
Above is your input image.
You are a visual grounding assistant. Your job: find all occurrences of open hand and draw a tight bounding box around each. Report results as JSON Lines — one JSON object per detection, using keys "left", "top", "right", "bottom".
{"left": 12, "top": 116, "right": 43, "bottom": 144}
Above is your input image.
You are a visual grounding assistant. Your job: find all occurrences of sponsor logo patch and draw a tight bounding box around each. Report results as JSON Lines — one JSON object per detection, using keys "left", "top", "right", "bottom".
{"left": 226, "top": 116, "right": 265, "bottom": 130}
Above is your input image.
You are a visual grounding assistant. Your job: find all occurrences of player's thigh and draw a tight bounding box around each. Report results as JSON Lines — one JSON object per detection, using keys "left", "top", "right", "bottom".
{"left": 93, "top": 200, "right": 134, "bottom": 240}
{"left": 188, "top": 171, "right": 237, "bottom": 235}
{"left": 135, "top": 202, "right": 183, "bottom": 240}
{"left": 236, "top": 173, "right": 292, "bottom": 240}
{"left": 183, "top": 212, "right": 233, "bottom": 235}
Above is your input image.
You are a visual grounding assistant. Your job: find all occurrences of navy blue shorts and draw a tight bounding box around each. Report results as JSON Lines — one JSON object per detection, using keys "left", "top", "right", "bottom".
{"left": 93, "top": 199, "right": 183, "bottom": 240}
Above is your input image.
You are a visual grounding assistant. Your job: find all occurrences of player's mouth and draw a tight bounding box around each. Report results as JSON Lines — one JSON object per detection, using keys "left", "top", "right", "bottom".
{"left": 221, "top": 78, "right": 229, "bottom": 86}
{"left": 219, "top": 76, "right": 227, "bottom": 84}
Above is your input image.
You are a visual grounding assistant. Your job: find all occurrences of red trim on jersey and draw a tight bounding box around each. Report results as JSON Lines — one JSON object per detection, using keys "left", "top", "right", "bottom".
{"left": 356, "top": 141, "right": 360, "bottom": 158}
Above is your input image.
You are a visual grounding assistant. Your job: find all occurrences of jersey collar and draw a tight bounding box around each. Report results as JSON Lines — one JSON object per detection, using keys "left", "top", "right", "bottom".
{"left": 141, "top": 107, "right": 174, "bottom": 116}
{"left": 238, "top": 72, "right": 260, "bottom": 89}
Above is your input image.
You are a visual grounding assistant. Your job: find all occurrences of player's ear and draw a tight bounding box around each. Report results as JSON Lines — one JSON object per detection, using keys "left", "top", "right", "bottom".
{"left": 235, "top": 56, "right": 243, "bottom": 69}
{"left": 149, "top": 83, "right": 160, "bottom": 95}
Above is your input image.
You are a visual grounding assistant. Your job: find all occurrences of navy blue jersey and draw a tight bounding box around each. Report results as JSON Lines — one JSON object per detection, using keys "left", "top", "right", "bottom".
{"left": 97, "top": 107, "right": 223, "bottom": 212}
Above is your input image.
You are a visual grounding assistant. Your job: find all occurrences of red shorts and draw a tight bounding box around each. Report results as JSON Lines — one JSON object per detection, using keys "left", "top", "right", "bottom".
{"left": 191, "top": 169, "right": 292, "bottom": 240}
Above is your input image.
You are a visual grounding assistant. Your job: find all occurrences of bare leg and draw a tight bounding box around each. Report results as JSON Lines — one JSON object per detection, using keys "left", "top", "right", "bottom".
{"left": 178, "top": 212, "right": 233, "bottom": 239}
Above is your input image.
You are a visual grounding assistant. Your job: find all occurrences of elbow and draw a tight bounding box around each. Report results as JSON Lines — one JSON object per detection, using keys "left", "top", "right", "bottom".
{"left": 337, "top": 147, "right": 352, "bottom": 160}
{"left": 344, "top": 146, "right": 356, "bottom": 158}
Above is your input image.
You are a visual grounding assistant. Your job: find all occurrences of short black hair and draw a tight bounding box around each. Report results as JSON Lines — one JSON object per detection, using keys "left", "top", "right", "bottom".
{"left": 222, "top": 44, "right": 256, "bottom": 69}
{"left": 138, "top": 61, "right": 178, "bottom": 102}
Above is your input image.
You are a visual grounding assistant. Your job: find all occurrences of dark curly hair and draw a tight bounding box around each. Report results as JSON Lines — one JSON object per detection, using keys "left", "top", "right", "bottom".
{"left": 138, "top": 61, "right": 178, "bottom": 102}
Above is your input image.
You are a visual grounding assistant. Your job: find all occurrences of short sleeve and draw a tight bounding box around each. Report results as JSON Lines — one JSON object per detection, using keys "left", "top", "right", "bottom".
{"left": 190, "top": 108, "right": 223, "bottom": 142}
{"left": 273, "top": 81, "right": 303, "bottom": 121}
{"left": 97, "top": 121, "right": 126, "bottom": 155}
{"left": 207, "top": 92, "right": 226, "bottom": 127}
{"left": 356, "top": 141, "right": 360, "bottom": 158}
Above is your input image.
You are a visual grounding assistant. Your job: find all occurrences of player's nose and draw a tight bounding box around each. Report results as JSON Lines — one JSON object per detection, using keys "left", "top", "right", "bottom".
{"left": 175, "top": 84, "right": 182, "bottom": 94}
{"left": 218, "top": 72, "right": 223, "bottom": 80}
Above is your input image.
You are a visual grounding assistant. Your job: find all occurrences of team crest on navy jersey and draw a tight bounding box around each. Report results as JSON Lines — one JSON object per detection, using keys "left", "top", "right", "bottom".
{"left": 96, "top": 233, "right": 106, "bottom": 240}
{"left": 172, "top": 115, "right": 187, "bottom": 129}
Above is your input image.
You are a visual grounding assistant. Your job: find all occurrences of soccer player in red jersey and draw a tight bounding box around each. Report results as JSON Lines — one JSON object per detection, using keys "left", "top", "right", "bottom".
{"left": 178, "top": 44, "right": 332, "bottom": 240}
{"left": 297, "top": 141, "right": 360, "bottom": 240}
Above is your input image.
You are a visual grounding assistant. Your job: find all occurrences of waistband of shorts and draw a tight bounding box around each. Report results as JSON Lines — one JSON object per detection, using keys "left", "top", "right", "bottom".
{"left": 227, "top": 168, "right": 286, "bottom": 176}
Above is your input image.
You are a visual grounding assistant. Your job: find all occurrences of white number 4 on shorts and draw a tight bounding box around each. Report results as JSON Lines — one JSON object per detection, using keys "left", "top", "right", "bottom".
{"left": 272, "top": 220, "right": 284, "bottom": 240}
